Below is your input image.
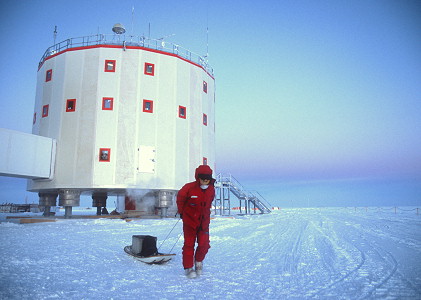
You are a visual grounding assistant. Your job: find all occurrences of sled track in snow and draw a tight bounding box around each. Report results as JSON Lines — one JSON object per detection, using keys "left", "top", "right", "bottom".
{"left": 356, "top": 236, "right": 421, "bottom": 299}
{"left": 343, "top": 216, "right": 421, "bottom": 299}
{"left": 310, "top": 214, "right": 420, "bottom": 299}
{"left": 322, "top": 239, "right": 366, "bottom": 294}
{"left": 357, "top": 242, "right": 398, "bottom": 300}
{"left": 305, "top": 219, "right": 368, "bottom": 298}
{"left": 281, "top": 220, "right": 308, "bottom": 275}
{"left": 304, "top": 213, "right": 421, "bottom": 300}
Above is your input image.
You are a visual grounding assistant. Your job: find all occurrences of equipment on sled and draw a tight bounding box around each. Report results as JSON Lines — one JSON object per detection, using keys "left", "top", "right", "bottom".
{"left": 124, "top": 235, "right": 176, "bottom": 264}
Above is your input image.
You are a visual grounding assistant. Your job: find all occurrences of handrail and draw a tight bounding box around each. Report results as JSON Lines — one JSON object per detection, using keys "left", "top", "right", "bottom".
{"left": 215, "top": 173, "right": 272, "bottom": 214}
{"left": 38, "top": 34, "right": 214, "bottom": 76}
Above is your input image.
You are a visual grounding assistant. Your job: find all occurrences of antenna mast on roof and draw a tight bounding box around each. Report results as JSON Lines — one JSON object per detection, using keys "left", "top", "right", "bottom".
{"left": 53, "top": 25, "right": 57, "bottom": 45}
{"left": 131, "top": 6, "right": 135, "bottom": 36}
{"left": 205, "top": 8, "right": 209, "bottom": 60}
{"left": 206, "top": 25, "right": 209, "bottom": 60}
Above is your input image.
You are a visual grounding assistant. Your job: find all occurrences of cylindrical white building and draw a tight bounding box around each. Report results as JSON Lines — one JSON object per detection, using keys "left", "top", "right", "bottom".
{"left": 28, "top": 32, "right": 215, "bottom": 217}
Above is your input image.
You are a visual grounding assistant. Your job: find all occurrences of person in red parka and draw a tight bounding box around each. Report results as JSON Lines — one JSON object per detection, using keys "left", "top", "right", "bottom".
{"left": 177, "top": 165, "right": 215, "bottom": 278}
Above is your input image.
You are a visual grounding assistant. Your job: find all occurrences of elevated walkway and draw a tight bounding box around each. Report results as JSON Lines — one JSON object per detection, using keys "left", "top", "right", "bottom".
{"left": 214, "top": 174, "right": 272, "bottom": 216}
{"left": 0, "top": 128, "right": 55, "bottom": 179}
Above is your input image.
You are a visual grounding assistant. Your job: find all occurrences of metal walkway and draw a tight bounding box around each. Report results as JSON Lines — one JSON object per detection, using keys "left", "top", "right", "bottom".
{"left": 213, "top": 174, "right": 272, "bottom": 216}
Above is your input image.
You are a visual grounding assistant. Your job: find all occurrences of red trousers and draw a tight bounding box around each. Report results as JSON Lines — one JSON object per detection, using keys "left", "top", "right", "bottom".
{"left": 182, "top": 223, "right": 210, "bottom": 269}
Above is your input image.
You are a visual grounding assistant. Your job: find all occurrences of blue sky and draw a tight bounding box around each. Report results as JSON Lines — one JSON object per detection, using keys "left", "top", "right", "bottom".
{"left": 0, "top": 0, "right": 420, "bottom": 206}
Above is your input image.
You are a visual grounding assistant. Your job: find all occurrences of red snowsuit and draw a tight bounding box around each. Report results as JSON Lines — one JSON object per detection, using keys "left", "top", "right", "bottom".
{"left": 177, "top": 165, "right": 215, "bottom": 269}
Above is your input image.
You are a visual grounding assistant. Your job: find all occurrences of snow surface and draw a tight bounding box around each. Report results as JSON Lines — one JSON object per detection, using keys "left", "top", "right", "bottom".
{"left": 1, "top": 208, "right": 421, "bottom": 299}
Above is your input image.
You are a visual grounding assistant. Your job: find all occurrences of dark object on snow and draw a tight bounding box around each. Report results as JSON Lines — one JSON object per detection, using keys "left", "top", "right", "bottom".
{"left": 139, "top": 235, "right": 158, "bottom": 256}
{"left": 124, "top": 235, "right": 175, "bottom": 264}
{"left": 101, "top": 207, "right": 109, "bottom": 215}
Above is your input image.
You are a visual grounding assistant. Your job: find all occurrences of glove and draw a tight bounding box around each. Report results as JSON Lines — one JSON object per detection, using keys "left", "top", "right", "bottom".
{"left": 180, "top": 213, "right": 183, "bottom": 219}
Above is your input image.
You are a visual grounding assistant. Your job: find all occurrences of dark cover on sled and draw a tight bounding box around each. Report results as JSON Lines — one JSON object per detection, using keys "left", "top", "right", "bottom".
{"left": 139, "top": 235, "right": 158, "bottom": 257}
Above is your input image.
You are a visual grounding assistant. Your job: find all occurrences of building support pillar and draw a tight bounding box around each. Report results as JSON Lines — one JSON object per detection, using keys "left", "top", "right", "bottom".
{"left": 59, "top": 189, "right": 80, "bottom": 219}
{"left": 92, "top": 192, "right": 108, "bottom": 215}
{"left": 38, "top": 192, "right": 58, "bottom": 217}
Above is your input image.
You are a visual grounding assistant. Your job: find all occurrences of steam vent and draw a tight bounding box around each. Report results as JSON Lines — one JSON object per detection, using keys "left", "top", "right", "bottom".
{"left": 28, "top": 24, "right": 215, "bottom": 218}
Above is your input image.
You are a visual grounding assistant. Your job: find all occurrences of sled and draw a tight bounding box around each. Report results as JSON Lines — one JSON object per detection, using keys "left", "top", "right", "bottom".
{"left": 124, "top": 245, "right": 176, "bottom": 264}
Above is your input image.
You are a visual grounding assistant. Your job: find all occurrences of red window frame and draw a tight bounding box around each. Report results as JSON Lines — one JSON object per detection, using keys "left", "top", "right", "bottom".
{"left": 144, "top": 63, "right": 155, "bottom": 76}
{"left": 203, "top": 81, "right": 207, "bottom": 93}
{"left": 104, "top": 60, "right": 116, "bottom": 72}
{"left": 179, "top": 106, "right": 186, "bottom": 119}
{"left": 203, "top": 157, "right": 208, "bottom": 165}
{"left": 203, "top": 113, "right": 207, "bottom": 126}
{"left": 66, "top": 99, "right": 76, "bottom": 112}
{"left": 42, "top": 105, "right": 49, "bottom": 118}
{"left": 99, "top": 148, "right": 111, "bottom": 162}
{"left": 143, "top": 99, "right": 154, "bottom": 113}
{"left": 102, "top": 97, "right": 114, "bottom": 110}
{"left": 46, "top": 69, "right": 52, "bottom": 82}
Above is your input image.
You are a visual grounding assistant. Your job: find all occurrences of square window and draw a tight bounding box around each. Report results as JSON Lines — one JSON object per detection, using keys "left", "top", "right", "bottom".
{"left": 66, "top": 99, "right": 76, "bottom": 112}
{"left": 179, "top": 106, "right": 186, "bottom": 119}
{"left": 144, "top": 63, "right": 155, "bottom": 76}
{"left": 104, "top": 60, "right": 116, "bottom": 72}
{"left": 203, "top": 157, "right": 208, "bottom": 165}
{"left": 102, "top": 97, "right": 113, "bottom": 110}
{"left": 46, "top": 69, "right": 52, "bottom": 82}
{"left": 143, "top": 99, "right": 154, "bottom": 113}
{"left": 203, "top": 113, "right": 207, "bottom": 126}
{"left": 203, "top": 81, "right": 207, "bottom": 93}
{"left": 42, "top": 105, "right": 49, "bottom": 118}
{"left": 99, "top": 148, "right": 111, "bottom": 162}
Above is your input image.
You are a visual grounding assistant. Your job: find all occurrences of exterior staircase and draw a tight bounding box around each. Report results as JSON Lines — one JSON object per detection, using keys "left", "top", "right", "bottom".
{"left": 213, "top": 174, "right": 272, "bottom": 216}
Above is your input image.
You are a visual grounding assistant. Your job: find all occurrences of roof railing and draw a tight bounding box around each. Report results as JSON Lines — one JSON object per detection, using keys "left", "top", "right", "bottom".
{"left": 38, "top": 34, "right": 213, "bottom": 76}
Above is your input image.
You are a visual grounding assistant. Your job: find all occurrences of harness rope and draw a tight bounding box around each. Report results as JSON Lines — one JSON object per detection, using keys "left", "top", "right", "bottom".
{"left": 158, "top": 218, "right": 182, "bottom": 253}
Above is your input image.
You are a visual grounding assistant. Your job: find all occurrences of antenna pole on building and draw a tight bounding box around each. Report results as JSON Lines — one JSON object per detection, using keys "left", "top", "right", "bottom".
{"left": 131, "top": 6, "right": 135, "bottom": 36}
{"left": 53, "top": 25, "right": 57, "bottom": 45}
{"left": 206, "top": 8, "right": 209, "bottom": 60}
{"left": 206, "top": 25, "right": 209, "bottom": 60}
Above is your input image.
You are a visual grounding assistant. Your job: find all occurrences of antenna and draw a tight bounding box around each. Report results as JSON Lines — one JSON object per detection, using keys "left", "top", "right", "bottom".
{"left": 53, "top": 25, "right": 57, "bottom": 45}
{"left": 131, "top": 6, "right": 135, "bottom": 36}
{"left": 205, "top": 8, "right": 209, "bottom": 59}
{"left": 206, "top": 25, "right": 209, "bottom": 59}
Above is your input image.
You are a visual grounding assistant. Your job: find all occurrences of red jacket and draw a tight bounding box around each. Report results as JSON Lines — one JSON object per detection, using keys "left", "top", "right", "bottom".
{"left": 177, "top": 165, "right": 215, "bottom": 230}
